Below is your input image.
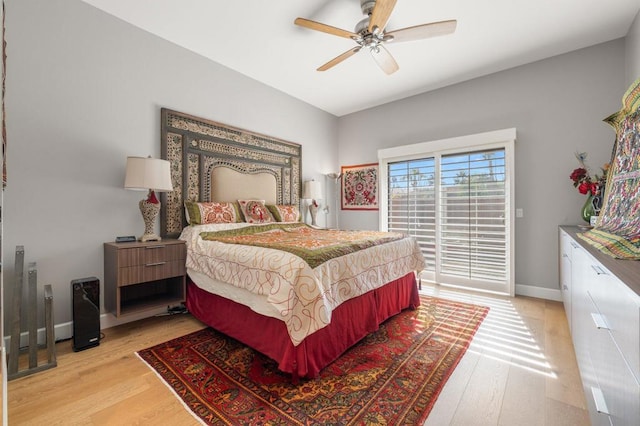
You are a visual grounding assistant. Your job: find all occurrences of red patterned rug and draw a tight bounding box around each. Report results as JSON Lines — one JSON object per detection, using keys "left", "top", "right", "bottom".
{"left": 137, "top": 295, "right": 488, "bottom": 425}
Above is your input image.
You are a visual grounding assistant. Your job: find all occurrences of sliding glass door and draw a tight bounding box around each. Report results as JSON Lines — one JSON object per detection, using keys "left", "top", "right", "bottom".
{"left": 381, "top": 130, "right": 515, "bottom": 295}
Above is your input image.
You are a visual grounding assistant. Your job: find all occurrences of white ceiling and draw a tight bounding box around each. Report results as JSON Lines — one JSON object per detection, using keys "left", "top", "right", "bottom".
{"left": 82, "top": 0, "right": 640, "bottom": 117}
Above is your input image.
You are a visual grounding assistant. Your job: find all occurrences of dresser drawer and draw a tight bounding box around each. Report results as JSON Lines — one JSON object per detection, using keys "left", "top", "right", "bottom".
{"left": 587, "top": 260, "right": 640, "bottom": 382}
{"left": 116, "top": 243, "right": 185, "bottom": 267}
{"left": 560, "top": 230, "right": 576, "bottom": 262}
{"left": 117, "top": 260, "right": 186, "bottom": 286}
{"left": 587, "top": 293, "right": 640, "bottom": 425}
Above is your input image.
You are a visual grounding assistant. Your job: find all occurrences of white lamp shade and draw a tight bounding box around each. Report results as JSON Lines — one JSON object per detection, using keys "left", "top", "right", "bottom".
{"left": 124, "top": 157, "right": 173, "bottom": 192}
{"left": 302, "top": 180, "right": 322, "bottom": 200}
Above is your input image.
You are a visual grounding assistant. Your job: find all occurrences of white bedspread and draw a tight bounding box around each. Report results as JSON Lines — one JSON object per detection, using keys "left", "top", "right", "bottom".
{"left": 180, "top": 223, "right": 425, "bottom": 345}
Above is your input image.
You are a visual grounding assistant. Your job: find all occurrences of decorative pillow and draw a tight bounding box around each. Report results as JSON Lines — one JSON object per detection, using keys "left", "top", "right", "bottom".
{"left": 184, "top": 201, "right": 242, "bottom": 225}
{"left": 237, "top": 199, "right": 275, "bottom": 224}
{"left": 267, "top": 204, "right": 301, "bottom": 223}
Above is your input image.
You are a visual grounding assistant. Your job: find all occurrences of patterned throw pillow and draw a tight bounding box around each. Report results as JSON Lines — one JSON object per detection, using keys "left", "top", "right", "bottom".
{"left": 184, "top": 201, "right": 242, "bottom": 225}
{"left": 267, "top": 204, "right": 301, "bottom": 223}
{"left": 237, "top": 200, "right": 275, "bottom": 224}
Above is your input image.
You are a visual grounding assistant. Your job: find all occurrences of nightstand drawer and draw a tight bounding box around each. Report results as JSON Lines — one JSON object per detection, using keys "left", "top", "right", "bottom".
{"left": 104, "top": 239, "right": 187, "bottom": 317}
{"left": 117, "top": 260, "right": 186, "bottom": 286}
{"left": 117, "top": 244, "right": 185, "bottom": 267}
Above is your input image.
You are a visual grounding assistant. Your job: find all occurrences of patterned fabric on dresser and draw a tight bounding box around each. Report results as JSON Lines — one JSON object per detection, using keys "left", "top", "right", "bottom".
{"left": 579, "top": 77, "right": 640, "bottom": 259}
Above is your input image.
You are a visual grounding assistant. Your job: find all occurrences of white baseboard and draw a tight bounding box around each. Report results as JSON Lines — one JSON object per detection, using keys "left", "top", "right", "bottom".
{"left": 5, "top": 286, "right": 562, "bottom": 350}
{"left": 515, "top": 284, "right": 563, "bottom": 302}
{"left": 423, "top": 279, "right": 563, "bottom": 302}
{"left": 4, "top": 306, "right": 170, "bottom": 351}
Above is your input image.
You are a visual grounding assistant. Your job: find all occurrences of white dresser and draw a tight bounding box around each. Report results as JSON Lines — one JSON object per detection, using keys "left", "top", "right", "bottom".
{"left": 559, "top": 227, "right": 640, "bottom": 425}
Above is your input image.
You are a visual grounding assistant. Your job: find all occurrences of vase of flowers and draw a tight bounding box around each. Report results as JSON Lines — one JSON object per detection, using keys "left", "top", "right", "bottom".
{"left": 569, "top": 152, "right": 608, "bottom": 223}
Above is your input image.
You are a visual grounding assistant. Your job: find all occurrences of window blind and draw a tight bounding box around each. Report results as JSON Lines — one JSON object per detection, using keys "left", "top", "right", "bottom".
{"left": 388, "top": 158, "right": 436, "bottom": 278}
{"left": 439, "top": 149, "right": 507, "bottom": 284}
{"left": 387, "top": 148, "right": 507, "bottom": 289}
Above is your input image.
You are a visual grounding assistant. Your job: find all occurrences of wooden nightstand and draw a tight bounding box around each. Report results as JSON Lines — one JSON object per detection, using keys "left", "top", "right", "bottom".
{"left": 103, "top": 239, "right": 186, "bottom": 317}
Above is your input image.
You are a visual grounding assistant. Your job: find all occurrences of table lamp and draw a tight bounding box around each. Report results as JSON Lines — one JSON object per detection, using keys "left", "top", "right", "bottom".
{"left": 124, "top": 156, "right": 173, "bottom": 242}
{"left": 302, "top": 180, "right": 322, "bottom": 227}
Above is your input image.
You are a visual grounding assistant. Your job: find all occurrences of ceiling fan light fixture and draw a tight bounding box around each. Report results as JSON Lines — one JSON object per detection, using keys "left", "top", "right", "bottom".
{"left": 363, "top": 36, "right": 378, "bottom": 49}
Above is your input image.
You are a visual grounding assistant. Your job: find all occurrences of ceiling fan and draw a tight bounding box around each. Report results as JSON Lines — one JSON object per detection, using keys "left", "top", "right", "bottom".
{"left": 294, "top": 0, "right": 456, "bottom": 75}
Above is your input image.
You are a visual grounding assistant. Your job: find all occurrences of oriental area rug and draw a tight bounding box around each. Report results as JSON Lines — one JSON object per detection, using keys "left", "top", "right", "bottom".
{"left": 137, "top": 296, "right": 488, "bottom": 425}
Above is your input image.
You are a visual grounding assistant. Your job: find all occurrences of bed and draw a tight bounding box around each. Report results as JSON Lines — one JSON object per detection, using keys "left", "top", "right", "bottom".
{"left": 160, "top": 108, "right": 426, "bottom": 379}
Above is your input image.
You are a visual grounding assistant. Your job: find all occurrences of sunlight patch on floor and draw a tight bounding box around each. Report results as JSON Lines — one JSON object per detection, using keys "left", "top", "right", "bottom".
{"left": 420, "top": 283, "right": 558, "bottom": 379}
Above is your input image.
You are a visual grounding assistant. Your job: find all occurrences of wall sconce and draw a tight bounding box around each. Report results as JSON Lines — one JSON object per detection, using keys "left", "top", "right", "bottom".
{"left": 326, "top": 172, "right": 342, "bottom": 229}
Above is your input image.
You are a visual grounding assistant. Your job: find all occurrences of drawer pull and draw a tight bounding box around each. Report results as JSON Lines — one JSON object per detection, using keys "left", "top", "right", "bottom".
{"left": 591, "top": 386, "right": 610, "bottom": 415}
{"left": 590, "top": 313, "right": 609, "bottom": 330}
{"left": 570, "top": 241, "right": 578, "bottom": 248}
{"left": 145, "top": 245, "right": 166, "bottom": 250}
{"left": 590, "top": 265, "right": 606, "bottom": 275}
{"left": 562, "top": 253, "right": 569, "bottom": 258}
{"left": 563, "top": 285, "right": 568, "bottom": 291}
{"left": 145, "top": 262, "right": 167, "bottom": 267}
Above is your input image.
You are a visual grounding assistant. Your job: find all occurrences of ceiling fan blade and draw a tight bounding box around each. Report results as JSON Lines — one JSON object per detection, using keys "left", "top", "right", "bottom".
{"left": 386, "top": 20, "right": 457, "bottom": 43}
{"left": 317, "top": 47, "right": 361, "bottom": 71}
{"left": 368, "top": 0, "right": 397, "bottom": 33}
{"left": 370, "top": 44, "right": 399, "bottom": 75}
{"left": 294, "top": 17, "right": 357, "bottom": 39}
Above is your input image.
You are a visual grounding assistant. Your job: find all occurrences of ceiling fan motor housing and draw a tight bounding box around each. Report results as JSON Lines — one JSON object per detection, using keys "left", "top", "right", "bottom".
{"left": 355, "top": 17, "right": 370, "bottom": 35}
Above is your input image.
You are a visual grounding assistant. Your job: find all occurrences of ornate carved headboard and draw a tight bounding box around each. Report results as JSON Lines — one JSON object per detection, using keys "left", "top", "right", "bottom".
{"left": 160, "top": 108, "right": 302, "bottom": 238}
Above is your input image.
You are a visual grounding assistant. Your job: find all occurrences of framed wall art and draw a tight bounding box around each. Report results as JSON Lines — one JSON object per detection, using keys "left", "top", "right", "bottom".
{"left": 341, "top": 163, "right": 379, "bottom": 210}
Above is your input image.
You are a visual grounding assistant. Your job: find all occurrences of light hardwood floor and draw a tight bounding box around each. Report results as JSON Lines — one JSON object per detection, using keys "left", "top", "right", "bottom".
{"left": 7, "top": 283, "right": 590, "bottom": 425}
{"left": 422, "top": 284, "right": 590, "bottom": 426}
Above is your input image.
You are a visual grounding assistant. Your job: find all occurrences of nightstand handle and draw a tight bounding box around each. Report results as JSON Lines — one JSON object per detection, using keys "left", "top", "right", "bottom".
{"left": 145, "top": 245, "right": 166, "bottom": 249}
{"left": 145, "top": 262, "right": 166, "bottom": 267}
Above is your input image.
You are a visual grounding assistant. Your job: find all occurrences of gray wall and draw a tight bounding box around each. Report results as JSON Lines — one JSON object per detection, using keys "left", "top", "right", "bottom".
{"left": 4, "top": 0, "right": 338, "bottom": 329}
{"left": 337, "top": 40, "right": 626, "bottom": 295}
{"left": 627, "top": 10, "right": 640, "bottom": 85}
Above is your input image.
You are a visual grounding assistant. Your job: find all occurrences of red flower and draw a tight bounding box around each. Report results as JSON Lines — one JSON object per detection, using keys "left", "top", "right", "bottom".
{"left": 577, "top": 181, "right": 590, "bottom": 195}
{"left": 569, "top": 168, "right": 587, "bottom": 183}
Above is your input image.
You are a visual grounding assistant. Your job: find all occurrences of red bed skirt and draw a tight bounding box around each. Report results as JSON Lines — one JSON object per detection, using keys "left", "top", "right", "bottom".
{"left": 186, "top": 272, "right": 420, "bottom": 379}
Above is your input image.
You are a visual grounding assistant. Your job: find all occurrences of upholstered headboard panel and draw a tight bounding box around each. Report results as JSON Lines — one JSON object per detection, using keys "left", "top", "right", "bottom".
{"left": 210, "top": 168, "right": 277, "bottom": 204}
{"left": 160, "top": 108, "right": 302, "bottom": 237}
